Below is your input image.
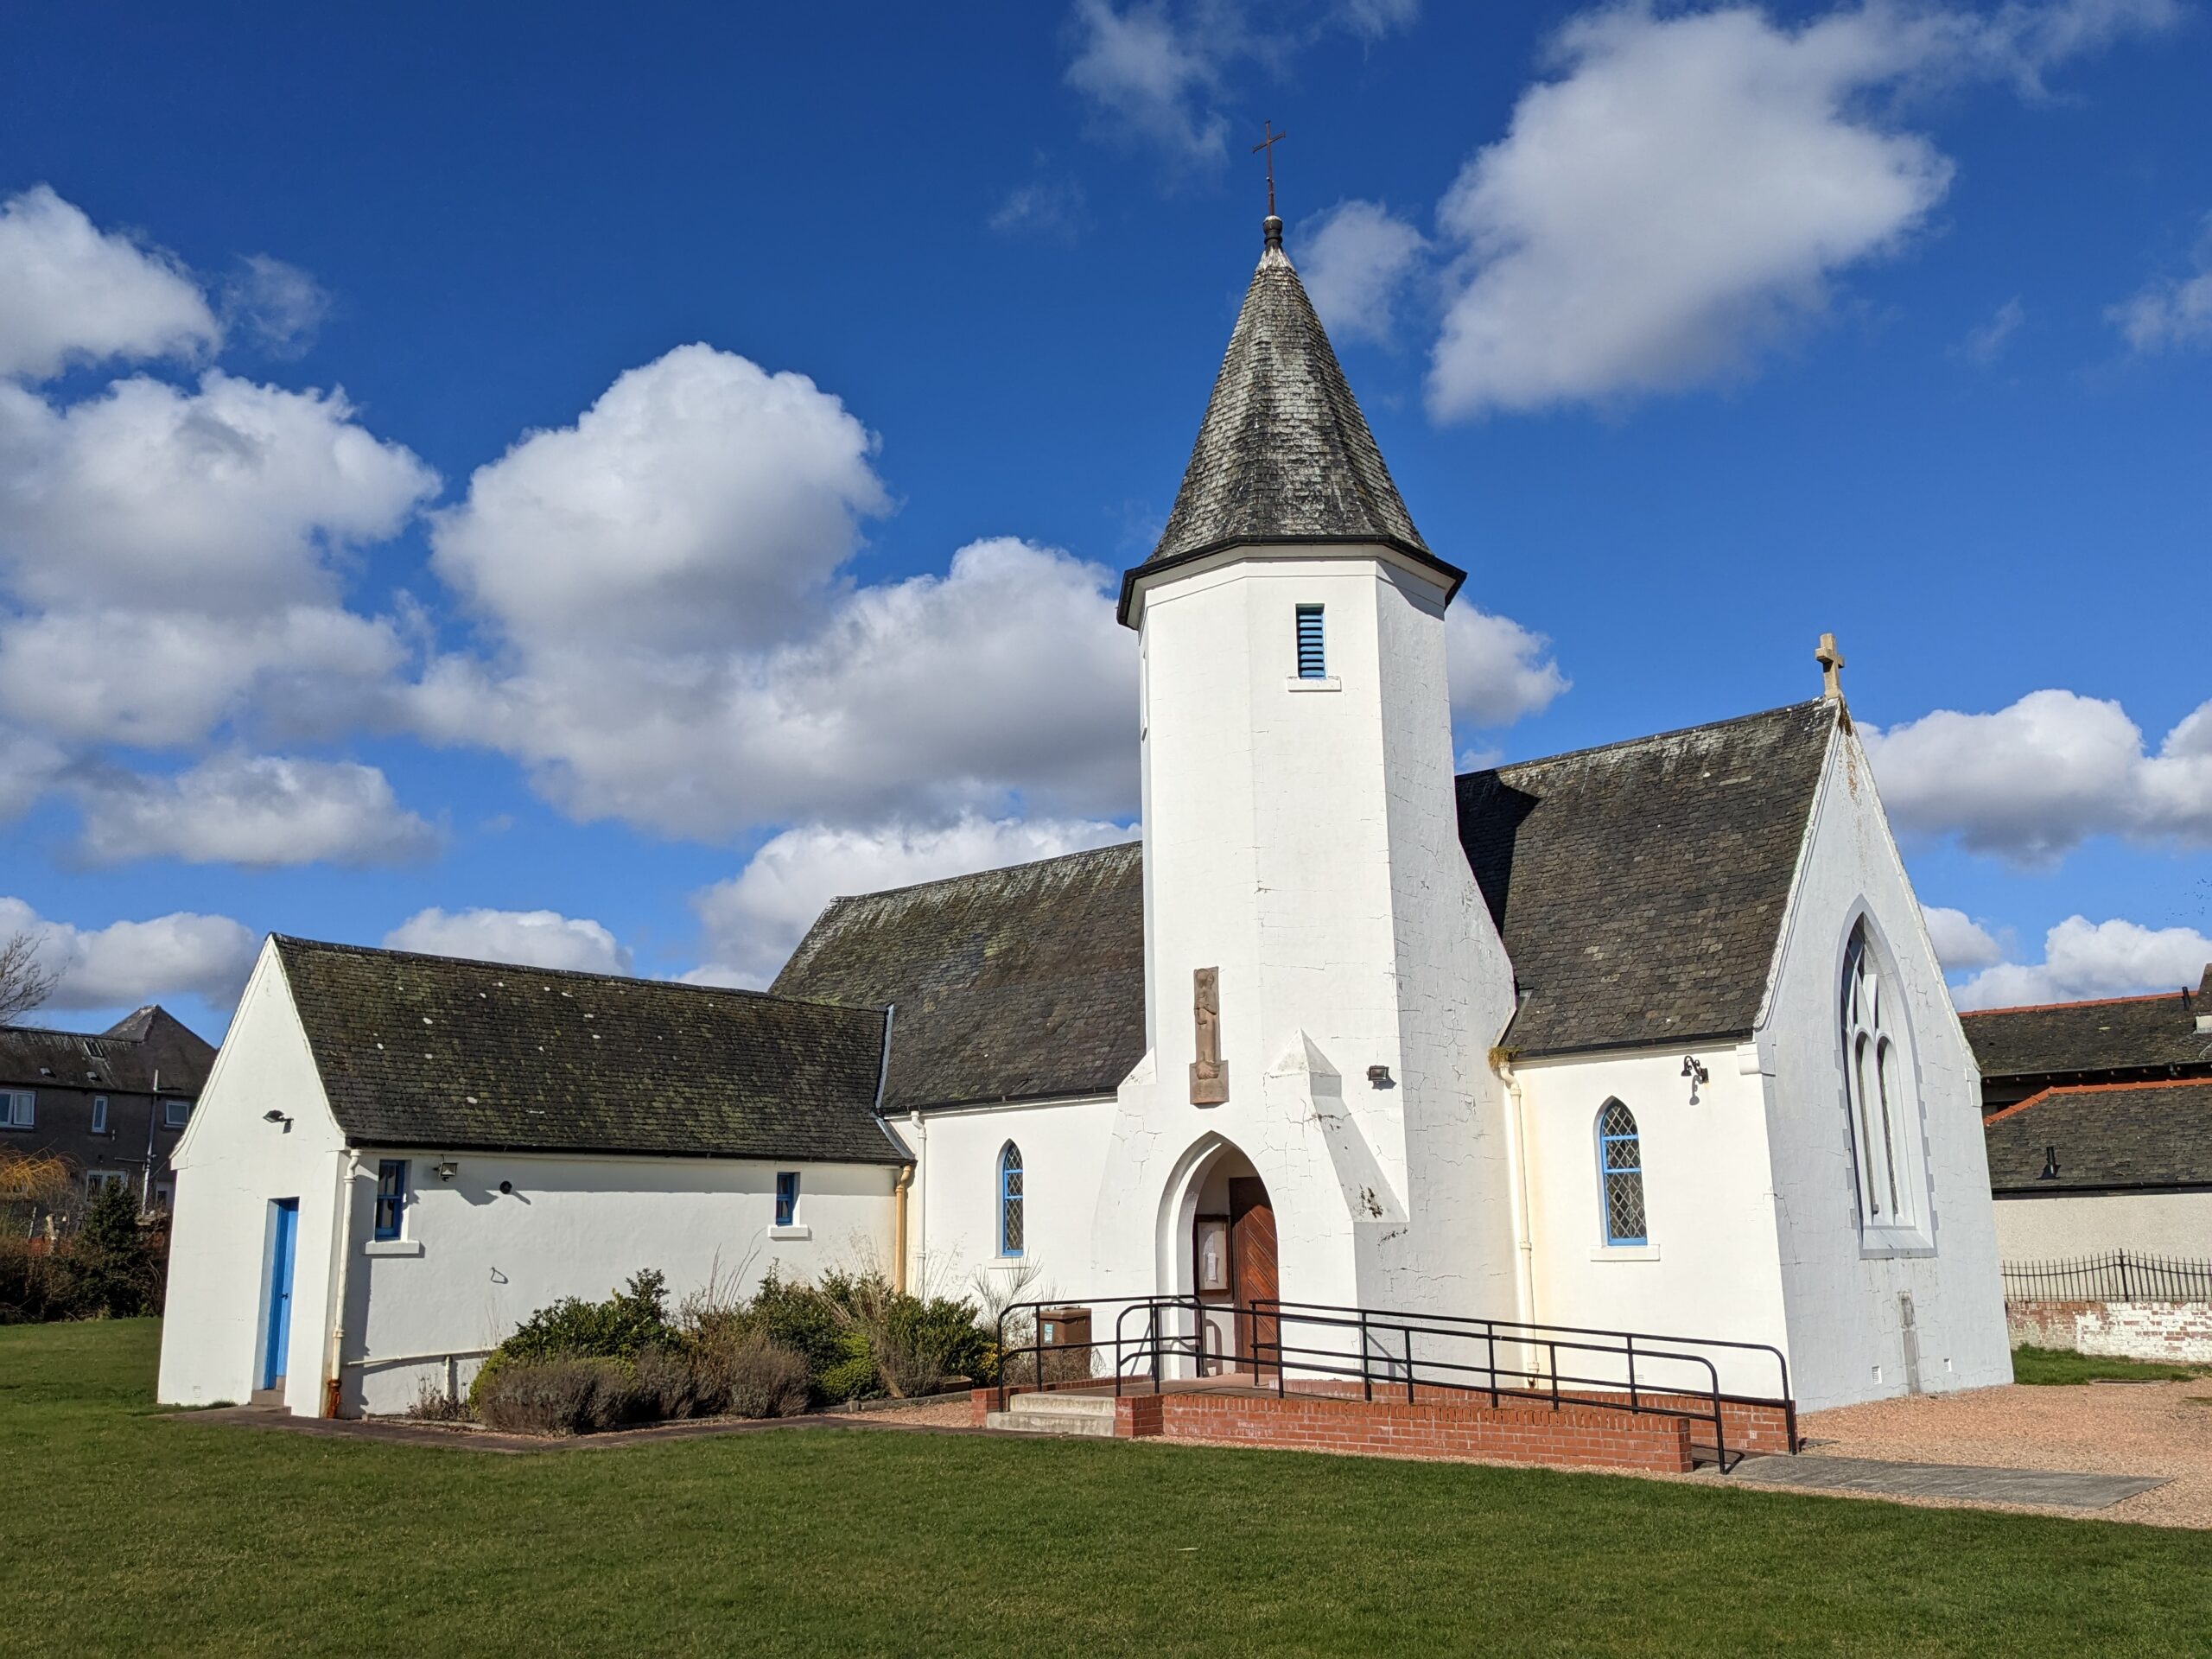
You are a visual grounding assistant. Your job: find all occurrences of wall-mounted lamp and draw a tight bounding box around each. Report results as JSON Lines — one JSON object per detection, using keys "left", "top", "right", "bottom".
{"left": 1681, "top": 1055, "right": 1708, "bottom": 1104}
{"left": 262, "top": 1109, "right": 291, "bottom": 1126}
{"left": 1367, "top": 1065, "right": 1394, "bottom": 1088}
{"left": 435, "top": 1160, "right": 459, "bottom": 1181}
{"left": 498, "top": 1179, "right": 514, "bottom": 1196}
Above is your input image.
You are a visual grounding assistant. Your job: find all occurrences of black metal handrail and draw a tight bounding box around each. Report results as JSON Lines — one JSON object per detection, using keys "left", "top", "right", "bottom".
{"left": 993, "top": 1293, "right": 1796, "bottom": 1468}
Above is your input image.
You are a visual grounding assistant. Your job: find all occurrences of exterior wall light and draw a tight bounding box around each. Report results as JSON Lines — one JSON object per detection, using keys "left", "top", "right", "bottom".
{"left": 435, "top": 1160, "right": 459, "bottom": 1180}
{"left": 262, "top": 1109, "right": 291, "bottom": 1126}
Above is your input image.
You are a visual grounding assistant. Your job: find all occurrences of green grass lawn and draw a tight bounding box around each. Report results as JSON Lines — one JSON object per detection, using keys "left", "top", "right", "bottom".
{"left": 2009, "top": 1344, "right": 2210, "bottom": 1386}
{"left": 6, "top": 1321, "right": 2211, "bottom": 1657}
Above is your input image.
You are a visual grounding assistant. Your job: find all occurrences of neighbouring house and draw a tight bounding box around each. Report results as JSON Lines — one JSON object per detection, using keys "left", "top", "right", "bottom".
{"left": 160, "top": 210, "right": 2010, "bottom": 1422}
{"left": 0, "top": 1007, "right": 217, "bottom": 1215}
{"left": 158, "top": 937, "right": 903, "bottom": 1415}
{"left": 1964, "top": 968, "right": 2212, "bottom": 1263}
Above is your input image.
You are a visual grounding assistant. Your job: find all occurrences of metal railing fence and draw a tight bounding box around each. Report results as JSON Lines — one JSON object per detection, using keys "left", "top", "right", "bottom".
{"left": 2002, "top": 1250, "right": 2212, "bottom": 1304}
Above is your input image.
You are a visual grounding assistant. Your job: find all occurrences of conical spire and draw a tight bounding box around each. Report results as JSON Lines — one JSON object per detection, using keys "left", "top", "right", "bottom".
{"left": 1144, "top": 219, "right": 1430, "bottom": 570}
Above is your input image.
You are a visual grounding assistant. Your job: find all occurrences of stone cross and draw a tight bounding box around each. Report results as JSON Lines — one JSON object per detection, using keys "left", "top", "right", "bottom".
{"left": 1189, "top": 966, "right": 1229, "bottom": 1105}
{"left": 1816, "top": 632, "right": 1847, "bottom": 702}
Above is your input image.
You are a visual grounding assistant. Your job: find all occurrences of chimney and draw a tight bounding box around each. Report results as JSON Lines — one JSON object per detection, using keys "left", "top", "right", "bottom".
{"left": 2197, "top": 964, "right": 2212, "bottom": 1035}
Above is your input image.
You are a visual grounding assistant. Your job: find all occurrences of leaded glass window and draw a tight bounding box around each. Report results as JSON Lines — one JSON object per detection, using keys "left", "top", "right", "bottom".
{"left": 998, "top": 1142, "right": 1024, "bottom": 1256}
{"left": 1842, "top": 925, "right": 1921, "bottom": 1235}
{"left": 1597, "top": 1101, "right": 1647, "bottom": 1247}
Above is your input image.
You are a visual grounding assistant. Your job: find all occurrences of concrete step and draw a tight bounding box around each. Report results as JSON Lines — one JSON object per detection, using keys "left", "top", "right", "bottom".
{"left": 1009, "top": 1391, "right": 1116, "bottom": 1418}
{"left": 983, "top": 1409, "right": 1116, "bottom": 1438}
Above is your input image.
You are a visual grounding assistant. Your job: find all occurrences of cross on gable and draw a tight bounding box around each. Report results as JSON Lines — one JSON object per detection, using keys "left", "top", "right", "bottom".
{"left": 1816, "top": 632, "right": 1847, "bottom": 702}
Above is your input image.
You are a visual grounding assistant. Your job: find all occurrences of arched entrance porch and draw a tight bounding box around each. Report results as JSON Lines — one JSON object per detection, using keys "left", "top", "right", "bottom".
{"left": 1158, "top": 1136, "right": 1279, "bottom": 1379}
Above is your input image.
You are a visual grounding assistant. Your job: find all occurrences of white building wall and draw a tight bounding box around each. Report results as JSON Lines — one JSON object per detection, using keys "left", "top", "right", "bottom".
{"left": 896, "top": 1096, "right": 1119, "bottom": 1301}
{"left": 158, "top": 940, "right": 350, "bottom": 1415}
{"left": 1993, "top": 1190, "right": 2212, "bottom": 1262}
{"left": 1514, "top": 1045, "right": 1794, "bottom": 1401}
{"left": 1095, "top": 550, "right": 1516, "bottom": 1320}
{"left": 336, "top": 1148, "right": 897, "bottom": 1415}
{"left": 1758, "top": 724, "right": 2012, "bottom": 1411}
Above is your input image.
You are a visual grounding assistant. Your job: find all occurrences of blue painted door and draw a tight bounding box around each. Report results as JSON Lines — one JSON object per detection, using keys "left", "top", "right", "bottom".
{"left": 262, "top": 1198, "right": 299, "bottom": 1391}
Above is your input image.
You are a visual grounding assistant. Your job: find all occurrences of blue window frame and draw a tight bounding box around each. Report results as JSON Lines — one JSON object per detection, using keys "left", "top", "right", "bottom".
{"left": 775, "top": 1171, "right": 800, "bottom": 1228}
{"left": 373, "top": 1160, "right": 408, "bottom": 1241}
{"left": 1597, "top": 1101, "right": 1647, "bottom": 1246}
{"left": 998, "top": 1142, "right": 1024, "bottom": 1256}
{"left": 1295, "top": 606, "right": 1326, "bottom": 677}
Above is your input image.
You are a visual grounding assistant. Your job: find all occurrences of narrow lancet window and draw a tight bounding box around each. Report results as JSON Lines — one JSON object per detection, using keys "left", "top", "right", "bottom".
{"left": 999, "top": 1142, "right": 1025, "bottom": 1256}
{"left": 1597, "top": 1101, "right": 1647, "bottom": 1247}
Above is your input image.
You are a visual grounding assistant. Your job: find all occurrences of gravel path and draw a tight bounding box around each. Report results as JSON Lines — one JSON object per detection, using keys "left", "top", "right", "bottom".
{"left": 1796, "top": 1377, "right": 2212, "bottom": 1529}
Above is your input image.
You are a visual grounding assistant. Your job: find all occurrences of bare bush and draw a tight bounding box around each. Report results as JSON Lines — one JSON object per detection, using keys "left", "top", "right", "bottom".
{"left": 404, "top": 1377, "right": 472, "bottom": 1423}
{"left": 634, "top": 1344, "right": 708, "bottom": 1421}
{"left": 698, "top": 1332, "right": 810, "bottom": 1419}
{"left": 474, "top": 1356, "right": 642, "bottom": 1435}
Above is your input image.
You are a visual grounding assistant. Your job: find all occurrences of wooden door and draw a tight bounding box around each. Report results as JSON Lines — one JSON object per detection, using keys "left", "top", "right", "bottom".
{"left": 1229, "top": 1177, "right": 1279, "bottom": 1378}
{"left": 262, "top": 1198, "right": 299, "bottom": 1391}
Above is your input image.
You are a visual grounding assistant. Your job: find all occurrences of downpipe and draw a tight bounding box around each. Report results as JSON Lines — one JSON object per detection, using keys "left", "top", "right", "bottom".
{"left": 321, "top": 1149, "right": 362, "bottom": 1418}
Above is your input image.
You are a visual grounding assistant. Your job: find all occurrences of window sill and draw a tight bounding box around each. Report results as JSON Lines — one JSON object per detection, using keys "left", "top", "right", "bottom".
{"left": 1589, "top": 1244, "right": 1660, "bottom": 1262}
{"left": 364, "top": 1240, "right": 423, "bottom": 1257}
{"left": 1285, "top": 676, "right": 1342, "bottom": 693}
{"left": 767, "top": 1225, "right": 810, "bottom": 1242}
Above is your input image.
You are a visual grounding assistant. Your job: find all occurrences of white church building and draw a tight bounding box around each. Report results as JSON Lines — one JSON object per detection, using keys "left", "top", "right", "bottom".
{"left": 159, "top": 213, "right": 2010, "bottom": 1421}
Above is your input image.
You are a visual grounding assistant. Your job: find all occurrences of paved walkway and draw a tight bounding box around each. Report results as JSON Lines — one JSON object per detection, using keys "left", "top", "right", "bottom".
{"left": 1722, "top": 1452, "right": 2165, "bottom": 1510}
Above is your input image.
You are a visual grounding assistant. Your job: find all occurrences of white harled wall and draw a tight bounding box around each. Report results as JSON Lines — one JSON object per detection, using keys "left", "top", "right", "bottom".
{"left": 1092, "top": 550, "right": 1518, "bottom": 1322}
{"left": 892, "top": 1097, "right": 1120, "bottom": 1304}
{"left": 159, "top": 941, "right": 350, "bottom": 1415}
{"left": 1514, "top": 1044, "right": 1794, "bottom": 1401}
{"left": 1758, "top": 722, "right": 2012, "bottom": 1410}
{"left": 1994, "top": 1190, "right": 2212, "bottom": 1262}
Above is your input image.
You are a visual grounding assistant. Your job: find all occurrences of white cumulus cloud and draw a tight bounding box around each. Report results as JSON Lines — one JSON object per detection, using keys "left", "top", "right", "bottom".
{"left": 1923, "top": 905, "right": 2004, "bottom": 971}
{"left": 1296, "top": 200, "right": 1428, "bottom": 345}
{"left": 384, "top": 907, "right": 631, "bottom": 975}
{"left": 1425, "top": 0, "right": 2176, "bottom": 418}
{"left": 689, "top": 813, "right": 1137, "bottom": 988}
{"left": 0, "top": 186, "right": 219, "bottom": 382}
{"left": 0, "top": 895, "right": 257, "bottom": 1014}
{"left": 72, "top": 753, "right": 440, "bottom": 868}
{"left": 430, "top": 344, "right": 886, "bottom": 654}
{"left": 1953, "top": 914, "right": 2212, "bottom": 1011}
{"left": 1446, "top": 603, "right": 1569, "bottom": 728}
{"left": 1861, "top": 689, "right": 2212, "bottom": 866}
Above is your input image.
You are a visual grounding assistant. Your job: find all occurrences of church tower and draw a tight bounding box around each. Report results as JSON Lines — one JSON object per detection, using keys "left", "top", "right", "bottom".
{"left": 1096, "top": 211, "right": 1521, "bottom": 1324}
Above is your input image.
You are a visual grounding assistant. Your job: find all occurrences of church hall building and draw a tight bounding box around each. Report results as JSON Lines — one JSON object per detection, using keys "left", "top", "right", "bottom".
{"left": 159, "top": 213, "right": 2009, "bottom": 1421}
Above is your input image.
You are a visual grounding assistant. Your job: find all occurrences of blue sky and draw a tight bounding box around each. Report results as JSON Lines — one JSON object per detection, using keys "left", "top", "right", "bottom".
{"left": 1, "top": 0, "right": 2207, "bottom": 1039}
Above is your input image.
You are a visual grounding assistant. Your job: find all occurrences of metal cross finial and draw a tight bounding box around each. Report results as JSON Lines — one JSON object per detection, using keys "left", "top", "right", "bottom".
{"left": 1815, "top": 632, "right": 1847, "bottom": 702}
{"left": 1252, "top": 119, "right": 1287, "bottom": 218}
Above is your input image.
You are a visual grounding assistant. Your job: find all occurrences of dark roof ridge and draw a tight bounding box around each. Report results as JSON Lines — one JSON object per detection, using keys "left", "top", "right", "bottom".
{"left": 1962, "top": 988, "right": 2198, "bottom": 1019}
{"left": 812, "top": 838, "right": 1141, "bottom": 911}
{"left": 271, "top": 935, "right": 870, "bottom": 1016}
{"left": 1459, "top": 699, "right": 1834, "bottom": 782}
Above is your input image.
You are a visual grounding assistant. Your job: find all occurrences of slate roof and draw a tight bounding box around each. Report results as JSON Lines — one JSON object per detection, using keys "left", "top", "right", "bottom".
{"left": 272, "top": 937, "right": 900, "bottom": 1163}
{"left": 770, "top": 842, "right": 1146, "bottom": 1114}
{"left": 0, "top": 1007, "right": 215, "bottom": 1096}
{"left": 1985, "top": 1080, "right": 2212, "bottom": 1192}
{"left": 1128, "top": 223, "right": 1458, "bottom": 620}
{"left": 1962, "top": 982, "right": 2212, "bottom": 1082}
{"left": 1457, "top": 701, "right": 1840, "bottom": 1057}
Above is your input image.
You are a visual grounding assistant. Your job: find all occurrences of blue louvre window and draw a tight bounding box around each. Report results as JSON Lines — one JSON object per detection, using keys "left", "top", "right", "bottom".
{"left": 373, "top": 1160, "right": 408, "bottom": 1241}
{"left": 1597, "top": 1101, "right": 1647, "bottom": 1246}
{"left": 998, "top": 1142, "right": 1024, "bottom": 1256}
{"left": 1295, "top": 605, "right": 1325, "bottom": 677}
{"left": 775, "top": 1171, "right": 800, "bottom": 1228}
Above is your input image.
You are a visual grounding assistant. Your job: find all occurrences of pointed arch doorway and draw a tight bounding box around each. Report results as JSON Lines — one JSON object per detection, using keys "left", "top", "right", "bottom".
{"left": 1183, "top": 1142, "right": 1279, "bottom": 1380}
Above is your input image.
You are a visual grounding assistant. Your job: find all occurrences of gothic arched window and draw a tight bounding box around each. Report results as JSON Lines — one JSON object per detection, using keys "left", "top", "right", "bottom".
{"left": 1596, "top": 1101, "right": 1647, "bottom": 1247}
{"left": 1842, "top": 924, "right": 1922, "bottom": 1236}
{"left": 998, "top": 1142, "right": 1024, "bottom": 1257}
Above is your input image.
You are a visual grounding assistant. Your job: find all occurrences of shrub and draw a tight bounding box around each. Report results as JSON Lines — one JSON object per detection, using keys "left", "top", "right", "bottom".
{"left": 818, "top": 1328, "right": 880, "bottom": 1402}
{"left": 633, "top": 1344, "right": 707, "bottom": 1421}
{"left": 747, "top": 1268, "right": 847, "bottom": 1389}
{"left": 474, "top": 1356, "right": 642, "bottom": 1435}
{"left": 706, "top": 1332, "right": 811, "bottom": 1419}
{"left": 500, "top": 1270, "right": 671, "bottom": 1363}
{"left": 879, "top": 1294, "right": 989, "bottom": 1397}
{"left": 55, "top": 1184, "right": 165, "bottom": 1319}
{"left": 404, "top": 1376, "right": 472, "bottom": 1423}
